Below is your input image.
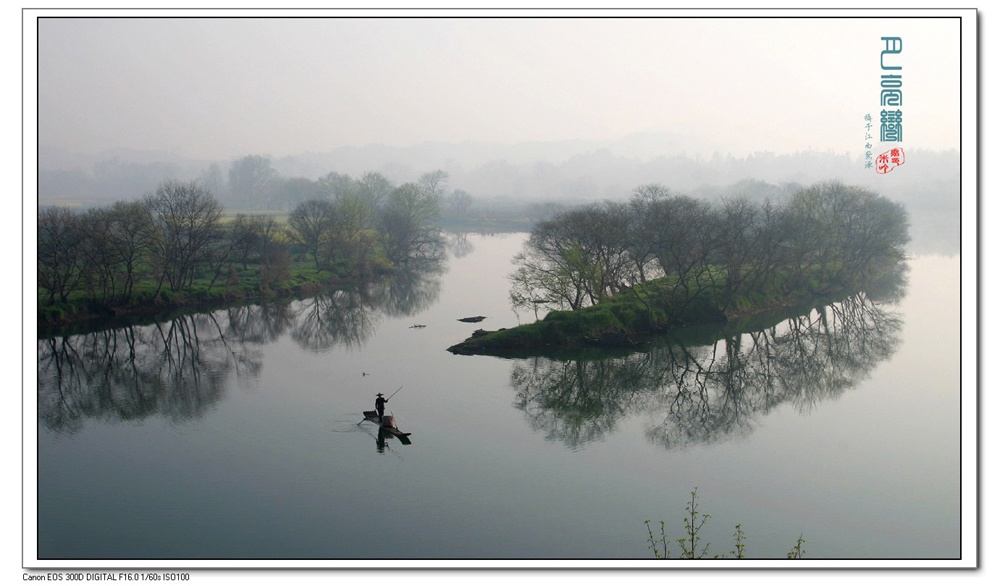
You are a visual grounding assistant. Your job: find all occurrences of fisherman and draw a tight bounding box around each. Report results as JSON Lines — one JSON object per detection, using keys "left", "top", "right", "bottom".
{"left": 375, "top": 392, "right": 388, "bottom": 421}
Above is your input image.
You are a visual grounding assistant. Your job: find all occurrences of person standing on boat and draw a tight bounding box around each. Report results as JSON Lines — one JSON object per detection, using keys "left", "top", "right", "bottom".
{"left": 375, "top": 392, "right": 388, "bottom": 421}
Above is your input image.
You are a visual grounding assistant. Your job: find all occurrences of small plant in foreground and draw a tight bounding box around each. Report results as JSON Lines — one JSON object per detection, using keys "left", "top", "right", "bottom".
{"left": 644, "top": 488, "right": 806, "bottom": 559}
{"left": 787, "top": 534, "right": 806, "bottom": 559}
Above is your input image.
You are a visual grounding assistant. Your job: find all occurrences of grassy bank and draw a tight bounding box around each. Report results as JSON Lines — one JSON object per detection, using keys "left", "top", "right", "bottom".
{"left": 446, "top": 265, "right": 875, "bottom": 357}
{"left": 36, "top": 261, "right": 388, "bottom": 338}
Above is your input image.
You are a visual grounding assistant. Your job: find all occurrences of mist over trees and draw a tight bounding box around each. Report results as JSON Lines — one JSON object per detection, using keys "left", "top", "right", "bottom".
{"left": 508, "top": 181, "right": 910, "bottom": 319}
{"left": 38, "top": 140, "right": 958, "bottom": 214}
{"left": 37, "top": 170, "right": 447, "bottom": 319}
{"left": 37, "top": 140, "right": 957, "bottom": 284}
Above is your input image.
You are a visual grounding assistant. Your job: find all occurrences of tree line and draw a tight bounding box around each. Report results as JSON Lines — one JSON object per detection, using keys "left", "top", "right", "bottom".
{"left": 37, "top": 169, "right": 446, "bottom": 314}
{"left": 509, "top": 181, "right": 910, "bottom": 319}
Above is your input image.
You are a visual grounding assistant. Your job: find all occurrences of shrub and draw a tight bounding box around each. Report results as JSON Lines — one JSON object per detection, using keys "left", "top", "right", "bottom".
{"left": 645, "top": 489, "right": 806, "bottom": 560}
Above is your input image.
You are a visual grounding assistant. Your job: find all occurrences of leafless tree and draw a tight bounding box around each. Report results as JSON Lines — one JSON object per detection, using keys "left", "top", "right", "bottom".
{"left": 38, "top": 206, "right": 88, "bottom": 304}
{"left": 143, "top": 180, "right": 224, "bottom": 295}
{"left": 379, "top": 182, "right": 442, "bottom": 263}
{"left": 288, "top": 199, "right": 336, "bottom": 268}
{"left": 227, "top": 154, "right": 277, "bottom": 209}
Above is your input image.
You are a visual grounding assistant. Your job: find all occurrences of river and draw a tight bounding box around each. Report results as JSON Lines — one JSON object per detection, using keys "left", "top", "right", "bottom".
{"left": 33, "top": 231, "right": 962, "bottom": 563}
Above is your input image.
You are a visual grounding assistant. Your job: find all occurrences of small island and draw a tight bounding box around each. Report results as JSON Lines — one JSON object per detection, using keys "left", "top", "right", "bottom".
{"left": 449, "top": 181, "right": 909, "bottom": 357}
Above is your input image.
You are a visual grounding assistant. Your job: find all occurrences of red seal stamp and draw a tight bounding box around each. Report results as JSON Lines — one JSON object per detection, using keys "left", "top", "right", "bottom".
{"left": 875, "top": 147, "right": 905, "bottom": 174}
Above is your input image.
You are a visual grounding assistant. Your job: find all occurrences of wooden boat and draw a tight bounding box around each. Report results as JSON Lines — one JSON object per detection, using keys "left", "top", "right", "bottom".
{"left": 363, "top": 410, "right": 412, "bottom": 441}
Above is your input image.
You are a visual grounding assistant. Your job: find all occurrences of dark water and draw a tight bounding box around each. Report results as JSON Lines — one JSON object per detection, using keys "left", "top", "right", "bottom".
{"left": 33, "top": 232, "right": 961, "bottom": 561}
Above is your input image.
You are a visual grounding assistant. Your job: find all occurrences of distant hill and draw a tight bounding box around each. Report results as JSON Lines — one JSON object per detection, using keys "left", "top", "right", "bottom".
{"left": 36, "top": 133, "right": 959, "bottom": 220}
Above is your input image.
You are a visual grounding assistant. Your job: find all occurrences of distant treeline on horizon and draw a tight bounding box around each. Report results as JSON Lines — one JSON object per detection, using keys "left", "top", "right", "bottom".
{"left": 38, "top": 141, "right": 959, "bottom": 214}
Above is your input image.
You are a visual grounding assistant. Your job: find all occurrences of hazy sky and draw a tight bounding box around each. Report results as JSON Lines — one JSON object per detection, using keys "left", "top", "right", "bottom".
{"left": 34, "top": 12, "right": 964, "bottom": 160}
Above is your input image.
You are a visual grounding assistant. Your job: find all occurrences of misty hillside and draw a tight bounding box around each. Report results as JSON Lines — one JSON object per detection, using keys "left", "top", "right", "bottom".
{"left": 38, "top": 134, "right": 958, "bottom": 208}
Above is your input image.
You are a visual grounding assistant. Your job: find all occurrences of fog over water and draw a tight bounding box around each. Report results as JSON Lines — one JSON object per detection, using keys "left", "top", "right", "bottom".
{"left": 21, "top": 6, "right": 982, "bottom": 576}
{"left": 30, "top": 13, "right": 967, "bottom": 262}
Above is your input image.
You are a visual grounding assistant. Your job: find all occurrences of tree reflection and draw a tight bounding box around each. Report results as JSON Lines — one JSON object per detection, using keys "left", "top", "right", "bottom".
{"left": 38, "top": 313, "right": 246, "bottom": 434}
{"left": 509, "top": 287, "right": 905, "bottom": 451}
{"left": 445, "top": 232, "right": 475, "bottom": 259}
{"left": 370, "top": 259, "right": 445, "bottom": 319}
{"left": 287, "top": 258, "right": 444, "bottom": 351}
{"left": 511, "top": 354, "right": 651, "bottom": 447}
{"left": 37, "top": 256, "right": 444, "bottom": 433}
{"left": 223, "top": 303, "right": 296, "bottom": 347}
{"left": 290, "top": 287, "right": 380, "bottom": 351}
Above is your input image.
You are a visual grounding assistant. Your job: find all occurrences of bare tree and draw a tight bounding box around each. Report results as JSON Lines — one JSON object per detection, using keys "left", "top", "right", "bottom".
{"left": 106, "top": 200, "right": 155, "bottom": 302}
{"left": 418, "top": 169, "right": 449, "bottom": 199}
{"left": 444, "top": 189, "right": 474, "bottom": 217}
{"left": 318, "top": 172, "right": 357, "bottom": 200}
{"left": 357, "top": 171, "right": 394, "bottom": 211}
{"left": 274, "top": 176, "right": 327, "bottom": 212}
{"left": 379, "top": 183, "right": 441, "bottom": 263}
{"left": 331, "top": 192, "right": 378, "bottom": 275}
{"left": 639, "top": 194, "right": 718, "bottom": 310}
{"left": 288, "top": 199, "right": 336, "bottom": 268}
{"left": 509, "top": 205, "right": 624, "bottom": 314}
{"left": 227, "top": 155, "right": 276, "bottom": 209}
{"left": 229, "top": 214, "right": 282, "bottom": 271}
{"left": 784, "top": 181, "right": 909, "bottom": 292}
{"left": 38, "top": 207, "right": 87, "bottom": 304}
{"left": 77, "top": 208, "right": 120, "bottom": 303}
{"left": 143, "top": 181, "right": 224, "bottom": 295}
{"left": 625, "top": 184, "right": 671, "bottom": 283}
{"left": 711, "top": 196, "right": 767, "bottom": 310}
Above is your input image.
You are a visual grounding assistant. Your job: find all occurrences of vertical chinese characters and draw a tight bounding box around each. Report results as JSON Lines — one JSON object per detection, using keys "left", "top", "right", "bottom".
{"left": 864, "top": 113, "right": 874, "bottom": 169}
{"left": 880, "top": 36, "right": 904, "bottom": 142}
{"left": 875, "top": 36, "right": 905, "bottom": 174}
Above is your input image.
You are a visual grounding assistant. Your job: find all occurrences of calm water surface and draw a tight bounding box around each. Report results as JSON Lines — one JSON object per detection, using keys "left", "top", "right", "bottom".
{"left": 36, "top": 232, "right": 960, "bottom": 560}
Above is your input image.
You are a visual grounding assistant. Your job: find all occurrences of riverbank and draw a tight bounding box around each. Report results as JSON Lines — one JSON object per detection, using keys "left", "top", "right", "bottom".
{"left": 36, "top": 264, "right": 389, "bottom": 339}
{"left": 446, "top": 268, "right": 886, "bottom": 358}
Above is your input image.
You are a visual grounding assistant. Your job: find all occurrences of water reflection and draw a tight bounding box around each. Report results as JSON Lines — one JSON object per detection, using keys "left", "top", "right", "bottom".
{"left": 509, "top": 286, "right": 905, "bottom": 451}
{"left": 37, "top": 262, "right": 443, "bottom": 434}
{"left": 291, "top": 288, "right": 380, "bottom": 351}
{"left": 37, "top": 315, "right": 240, "bottom": 434}
{"left": 376, "top": 427, "right": 390, "bottom": 453}
{"left": 372, "top": 259, "right": 445, "bottom": 319}
{"left": 445, "top": 232, "right": 475, "bottom": 259}
{"left": 225, "top": 302, "right": 297, "bottom": 347}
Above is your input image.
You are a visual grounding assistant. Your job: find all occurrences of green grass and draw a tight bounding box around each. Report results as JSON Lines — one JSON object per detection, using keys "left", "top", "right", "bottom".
{"left": 37, "top": 257, "right": 386, "bottom": 335}
{"left": 450, "top": 261, "right": 886, "bottom": 356}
